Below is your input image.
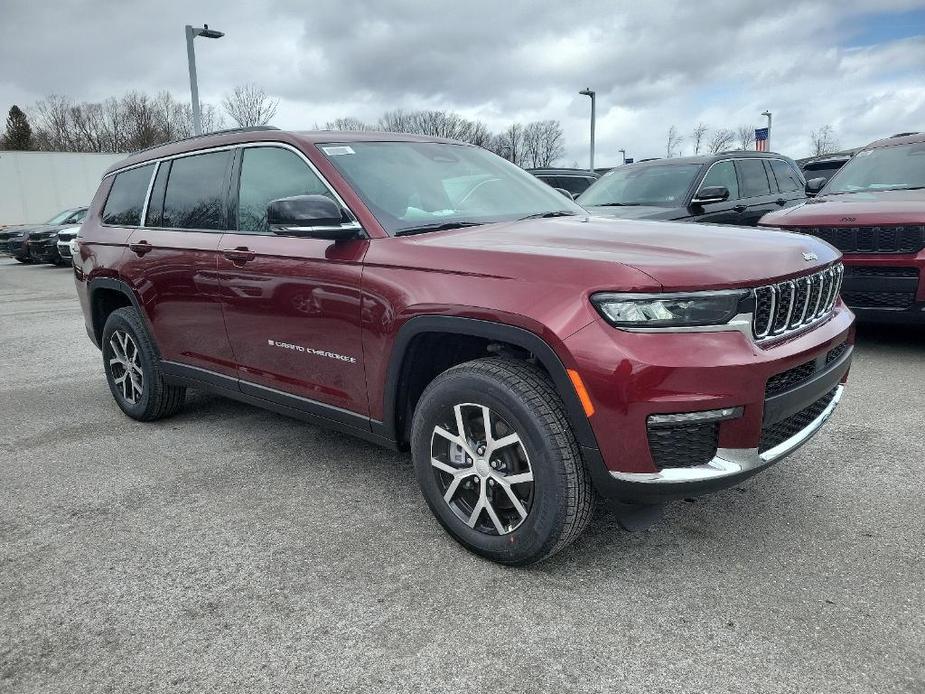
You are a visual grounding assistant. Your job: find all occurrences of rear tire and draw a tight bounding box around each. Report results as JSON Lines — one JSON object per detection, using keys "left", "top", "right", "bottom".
{"left": 411, "top": 357, "right": 593, "bottom": 566}
{"left": 101, "top": 307, "right": 186, "bottom": 421}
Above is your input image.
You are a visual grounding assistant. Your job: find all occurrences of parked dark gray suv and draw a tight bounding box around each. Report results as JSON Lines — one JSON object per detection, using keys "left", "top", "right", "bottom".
{"left": 577, "top": 152, "right": 806, "bottom": 226}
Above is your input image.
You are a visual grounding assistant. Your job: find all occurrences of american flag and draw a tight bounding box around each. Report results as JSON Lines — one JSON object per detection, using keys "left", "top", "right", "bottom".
{"left": 755, "top": 127, "right": 769, "bottom": 152}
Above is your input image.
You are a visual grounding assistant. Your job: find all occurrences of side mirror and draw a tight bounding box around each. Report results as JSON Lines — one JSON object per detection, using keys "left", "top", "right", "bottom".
{"left": 692, "top": 186, "right": 729, "bottom": 204}
{"left": 805, "top": 177, "right": 827, "bottom": 196}
{"left": 267, "top": 195, "right": 360, "bottom": 240}
{"left": 554, "top": 187, "right": 576, "bottom": 200}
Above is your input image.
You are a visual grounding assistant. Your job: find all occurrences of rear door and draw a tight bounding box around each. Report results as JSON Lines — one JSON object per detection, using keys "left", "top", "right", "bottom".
{"left": 767, "top": 158, "right": 806, "bottom": 209}
{"left": 734, "top": 158, "right": 778, "bottom": 225}
{"left": 689, "top": 160, "right": 741, "bottom": 225}
{"left": 121, "top": 149, "right": 237, "bottom": 377}
{"left": 216, "top": 144, "right": 369, "bottom": 416}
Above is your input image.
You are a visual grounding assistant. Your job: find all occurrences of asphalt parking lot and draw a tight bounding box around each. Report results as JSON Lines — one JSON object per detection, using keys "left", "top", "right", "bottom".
{"left": 1, "top": 258, "right": 923, "bottom": 694}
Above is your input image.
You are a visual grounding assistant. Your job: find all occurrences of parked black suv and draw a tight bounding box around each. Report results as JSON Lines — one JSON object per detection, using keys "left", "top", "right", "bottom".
{"left": 528, "top": 168, "right": 599, "bottom": 198}
{"left": 577, "top": 152, "right": 806, "bottom": 226}
{"left": 1, "top": 207, "right": 88, "bottom": 263}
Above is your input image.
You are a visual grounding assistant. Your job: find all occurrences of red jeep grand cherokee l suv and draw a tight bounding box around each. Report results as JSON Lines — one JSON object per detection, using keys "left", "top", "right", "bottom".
{"left": 761, "top": 132, "right": 925, "bottom": 323}
{"left": 74, "top": 128, "right": 854, "bottom": 565}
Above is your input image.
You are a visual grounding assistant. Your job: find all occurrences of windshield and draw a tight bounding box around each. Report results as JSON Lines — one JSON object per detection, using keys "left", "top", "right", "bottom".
{"left": 578, "top": 164, "right": 702, "bottom": 207}
{"left": 318, "top": 141, "right": 583, "bottom": 235}
{"left": 822, "top": 142, "right": 925, "bottom": 194}
{"left": 44, "top": 209, "right": 75, "bottom": 224}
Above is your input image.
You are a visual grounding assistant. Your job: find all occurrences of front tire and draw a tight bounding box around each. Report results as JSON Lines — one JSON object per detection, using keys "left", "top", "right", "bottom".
{"left": 101, "top": 307, "right": 186, "bottom": 421}
{"left": 411, "top": 358, "right": 593, "bottom": 565}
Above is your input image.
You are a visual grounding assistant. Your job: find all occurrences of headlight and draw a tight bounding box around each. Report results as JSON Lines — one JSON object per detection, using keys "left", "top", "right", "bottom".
{"left": 591, "top": 291, "right": 747, "bottom": 328}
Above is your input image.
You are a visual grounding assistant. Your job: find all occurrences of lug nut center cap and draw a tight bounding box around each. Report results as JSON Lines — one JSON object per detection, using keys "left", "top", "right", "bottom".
{"left": 474, "top": 459, "right": 491, "bottom": 477}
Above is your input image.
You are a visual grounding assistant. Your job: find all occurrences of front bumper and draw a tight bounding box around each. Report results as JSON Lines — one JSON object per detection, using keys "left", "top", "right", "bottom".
{"left": 839, "top": 253, "right": 925, "bottom": 323}
{"left": 29, "top": 240, "right": 61, "bottom": 263}
{"left": 565, "top": 303, "right": 854, "bottom": 502}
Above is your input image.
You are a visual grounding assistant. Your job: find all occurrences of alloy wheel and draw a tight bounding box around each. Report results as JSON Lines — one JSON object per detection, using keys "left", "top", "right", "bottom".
{"left": 430, "top": 403, "right": 534, "bottom": 535}
{"left": 108, "top": 330, "right": 144, "bottom": 404}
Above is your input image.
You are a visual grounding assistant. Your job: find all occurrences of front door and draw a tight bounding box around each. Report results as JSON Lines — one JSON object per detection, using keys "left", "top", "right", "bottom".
{"left": 216, "top": 144, "right": 370, "bottom": 416}
{"left": 118, "top": 152, "right": 237, "bottom": 377}
{"left": 690, "top": 160, "right": 742, "bottom": 225}
{"left": 734, "top": 158, "right": 779, "bottom": 226}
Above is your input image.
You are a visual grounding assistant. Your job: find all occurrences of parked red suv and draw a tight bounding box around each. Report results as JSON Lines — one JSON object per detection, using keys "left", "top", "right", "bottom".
{"left": 761, "top": 132, "right": 925, "bottom": 323}
{"left": 74, "top": 128, "right": 854, "bottom": 565}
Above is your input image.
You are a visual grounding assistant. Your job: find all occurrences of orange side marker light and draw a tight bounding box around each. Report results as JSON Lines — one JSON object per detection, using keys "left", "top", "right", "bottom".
{"left": 567, "top": 369, "right": 595, "bottom": 417}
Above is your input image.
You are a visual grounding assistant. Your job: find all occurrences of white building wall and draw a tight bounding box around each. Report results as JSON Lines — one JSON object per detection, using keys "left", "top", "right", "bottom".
{"left": 0, "top": 151, "right": 126, "bottom": 225}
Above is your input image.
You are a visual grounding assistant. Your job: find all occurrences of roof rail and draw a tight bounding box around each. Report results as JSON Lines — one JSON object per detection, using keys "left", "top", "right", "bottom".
{"left": 129, "top": 125, "right": 281, "bottom": 156}
{"left": 890, "top": 131, "right": 920, "bottom": 138}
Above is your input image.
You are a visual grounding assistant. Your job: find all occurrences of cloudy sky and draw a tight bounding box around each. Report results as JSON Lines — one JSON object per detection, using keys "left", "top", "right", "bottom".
{"left": 2, "top": 0, "right": 924, "bottom": 165}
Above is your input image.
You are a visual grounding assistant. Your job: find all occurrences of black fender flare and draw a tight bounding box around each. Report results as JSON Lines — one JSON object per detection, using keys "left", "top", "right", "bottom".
{"left": 374, "top": 315, "right": 600, "bottom": 452}
{"left": 86, "top": 276, "right": 154, "bottom": 350}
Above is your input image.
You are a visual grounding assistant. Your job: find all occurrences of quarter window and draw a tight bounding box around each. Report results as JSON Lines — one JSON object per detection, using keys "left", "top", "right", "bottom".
{"left": 102, "top": 164, "right": 155, "bottom": 226}
{"left": 237, "top": 147, "right": 334, "bottom": 233}
{"left": 698, "top": 161, "right": 739, "bottom": 199}
{"left": 769, "top": 159, "right": 803, "bottom": 192}
{"left": 736, "top": 158, "right": 771, "bottom": 198}
{"left": 161, "top": 151, "right": 231, "bottom": 230}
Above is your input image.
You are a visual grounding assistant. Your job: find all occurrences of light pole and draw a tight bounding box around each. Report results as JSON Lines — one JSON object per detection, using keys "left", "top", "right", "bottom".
{"left": 185, "top": 24, "right": 225, "bottom": 135}
{"left": 761, "top": 110, "right": 772, "bottom": 151}
{"left": 619, "top": 148, "right": 626, "bottom": 165}
{"left": 579, "top": 88, "right": 596, "bottom": 172}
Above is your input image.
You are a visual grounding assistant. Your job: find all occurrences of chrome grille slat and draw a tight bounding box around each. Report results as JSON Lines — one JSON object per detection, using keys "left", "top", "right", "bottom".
{"left": 752, "top": 263, "right": 843, "bottom": 343}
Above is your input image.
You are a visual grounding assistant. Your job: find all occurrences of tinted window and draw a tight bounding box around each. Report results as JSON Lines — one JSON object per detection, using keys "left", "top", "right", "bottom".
{"left": 162, "top": 151, "right": 231, "bottom": 230}
{"left": 698, "top": 161, "right": 739, "bottom": 199}
{"left": 736, "top": 159, "right": 771, "bottom": 198}
{"left": 65, "top": 209, "right": 87, "bottom": 224}
{"left": 238, "top": 147, "right": 333, "bottom": 233}
{"left": 802, "top": 162, "right": 844, "bottom": 182}
{"left": 769, "top": 159, "right": 803, "bottom": 192}
{"left": 102, "top": 164, "right": 155, "bottom": 226}
{"left": 555, "top": 176, "right": 596, "bottom": 196}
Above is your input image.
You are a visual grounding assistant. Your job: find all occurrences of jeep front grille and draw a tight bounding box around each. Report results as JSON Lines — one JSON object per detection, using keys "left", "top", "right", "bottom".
{"left": 752, "top": 264, "right": 843, "bottom": 341}
{"left": 784, "top": 225, "right": 925, "bottom": 254}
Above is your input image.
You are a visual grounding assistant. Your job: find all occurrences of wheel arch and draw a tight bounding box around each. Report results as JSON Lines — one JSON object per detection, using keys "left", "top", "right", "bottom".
{"left": 87, "top": 277, "right": 155, "bottom": 352}
{"left": 375, "top": 315, "right": 600, "bottom": 453}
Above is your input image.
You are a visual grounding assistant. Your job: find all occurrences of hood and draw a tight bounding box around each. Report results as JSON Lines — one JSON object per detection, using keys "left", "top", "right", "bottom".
{"left": 582, "top": 205, "right": 688, "bottom": 221}
{"left": 21, "top": 225, "right": 63, "bottom": 240}
{"left": 385, "top": 215, "right": 839, "bottom": 292}
{"left": 761, "top": 188, "right": 925, "bottom": 227}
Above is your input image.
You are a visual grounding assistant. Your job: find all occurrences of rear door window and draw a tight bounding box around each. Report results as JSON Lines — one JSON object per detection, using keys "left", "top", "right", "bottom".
{"left": 698, "top": 161, "right": 739, "bottom": 199}
{"left": 736, "top": 158, "right": 771, "bottom": 198}
{"left": 555, "top": 176, "right": 596, "bottom": 196}
{"left": 102, "top": 164, "right": 155, "bottom": 226}
{"left": 769, "top": 159, "right": 803, "bottom": 192}
{"left": 161, "top": 151, "right": 232, "bottom": 230}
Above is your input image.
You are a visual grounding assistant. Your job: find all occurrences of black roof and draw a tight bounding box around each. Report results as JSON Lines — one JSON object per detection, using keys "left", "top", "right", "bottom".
{"left": 622, "top": 151, "right": 793, "bottom": 169}
{"left": 526, "top": 167, "right": 599, "bottom": 176}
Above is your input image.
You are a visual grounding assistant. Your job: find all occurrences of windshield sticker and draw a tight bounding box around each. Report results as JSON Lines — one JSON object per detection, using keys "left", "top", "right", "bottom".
{"left": 322, "top": 145, "right": 355, "bottom": 156}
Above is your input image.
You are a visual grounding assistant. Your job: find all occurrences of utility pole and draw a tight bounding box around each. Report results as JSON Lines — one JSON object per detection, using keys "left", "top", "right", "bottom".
{"left": 579, "top": 88, "right": 596, "bottom": 172}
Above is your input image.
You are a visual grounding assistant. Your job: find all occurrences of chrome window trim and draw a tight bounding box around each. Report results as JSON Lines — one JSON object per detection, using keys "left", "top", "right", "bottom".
{"left": 100, "top": 141, "right": 361, "bottom": 235}
{"left": 611, "top": 385, "right": 844, "bottom": 484}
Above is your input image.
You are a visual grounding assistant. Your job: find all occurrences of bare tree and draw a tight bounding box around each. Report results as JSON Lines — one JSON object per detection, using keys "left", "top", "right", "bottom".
{"left": 222, "top": 84, "right": 278, "bottom": 128}
{"left": 736, "top": 124, "right": 756, "bottom": 151}
{"left": 665, "top": 125, "right": 683, "bottom": 158}
{"left": 708, "top": 128, "right": 735, "bottom": 153}
{"left": 522, "top": 120, "right": 565, "bottom": 168}
{"left": 490, "top": 123, "right": 525, "bottom": 165}
{"left": 324, "top": 117, "right": 371, "bottom": 131}
{"left": 810, "top": 125, "right": 839, "bottom": 156}
{"left": 691, "top": 123, "right": 708, "bottom": 155}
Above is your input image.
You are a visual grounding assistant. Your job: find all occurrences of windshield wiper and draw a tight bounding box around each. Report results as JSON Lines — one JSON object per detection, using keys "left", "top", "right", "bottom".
{"left": 394, "top": 221, "right": 484, "bottom": 236}
{"left": 593, "top": 202, "right": 642, "bottom": 207}
{"left": 516, "top": 211, "right": 579, "bottom": 220}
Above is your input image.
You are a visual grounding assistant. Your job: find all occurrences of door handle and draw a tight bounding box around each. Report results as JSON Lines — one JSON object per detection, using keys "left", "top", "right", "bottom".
{"left": 222, "top": 247, "right": 256, "bottom": 264}
{"left": 733, "top": 204, "right": 747, "bottom": 213}
{"left": 776, "top": 198, "right": 787, "bottom": 206}
{"left": 129, "top": 240, "right": 153, "bottom": 256}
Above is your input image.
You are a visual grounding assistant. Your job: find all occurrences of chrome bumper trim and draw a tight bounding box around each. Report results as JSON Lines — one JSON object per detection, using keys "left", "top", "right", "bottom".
{"left": 610, "top": 385, "right": 844, "bottom": 484}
